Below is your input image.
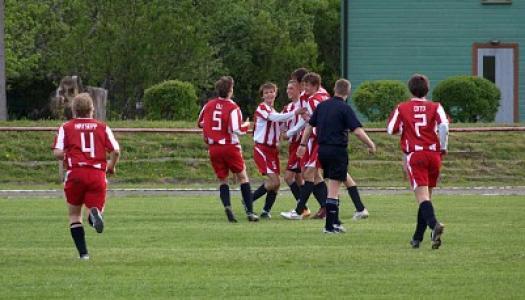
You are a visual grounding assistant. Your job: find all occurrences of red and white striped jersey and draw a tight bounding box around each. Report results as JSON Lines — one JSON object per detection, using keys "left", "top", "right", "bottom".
{"left": 387, "top": 98, "right": 449, "bottom": 153}
{"left": 53, "top": 118, "right": 120, "bottom": 171}
{"left": 198, "top": 97, "right": 248, "bottom": 145}
{"left": 281, "top": 99, "right": 305, "bottom": 143}
{"left": 286, "top": 88, "right": 331, "bottom": 139}
{"left": 253, "top": 102, "right": 296, "bottom": 146}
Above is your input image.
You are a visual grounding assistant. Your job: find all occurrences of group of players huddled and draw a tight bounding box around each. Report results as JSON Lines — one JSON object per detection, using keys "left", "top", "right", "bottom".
{"left": 53, "top": 68, "right": 449, "bottom": 260}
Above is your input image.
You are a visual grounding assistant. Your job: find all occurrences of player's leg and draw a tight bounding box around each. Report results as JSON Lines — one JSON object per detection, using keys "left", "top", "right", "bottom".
{"left": 311, "top": 169, "right": 327, "bottom": 219}
{"left": 344, "top": 174, "right": 369, "bottom": 220}
{"left": 84, "top": 170, "right": 106, "bottom": 234}
{"left": 68, "top": 204, "right": 89, "bottom": 259}
{"left": 252, "top": 145, "right": 269, "bottom": 202}
{"left": 427, "top": 153, "right": 444, "bottom": 249}
{"left": 209, "top": 145, "right": 236, "bottom": 222}
{"left": 285, "top": 142, "right": 302, "bottom": 202}
{"left": 280, "top": 166, "right": 315, "bottom": 220}
{"left": 261, "top": 173, "right": 280, "bottom": 219}
{"left": 234, "top": 167, "right": 259, "bottom": 222}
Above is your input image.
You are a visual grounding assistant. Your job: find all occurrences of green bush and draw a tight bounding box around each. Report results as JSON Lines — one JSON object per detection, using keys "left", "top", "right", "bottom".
{"left": 432, "top": 76, "right": 500, "bottom": 122}
{"left": 352, "top": 80, "right": 410, "bottom": 122}
{"left": 143, "top": 80, "right": 199, "bottom": 120}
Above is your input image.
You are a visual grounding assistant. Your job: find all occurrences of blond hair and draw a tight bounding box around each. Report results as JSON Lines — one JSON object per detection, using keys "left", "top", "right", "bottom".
{"left": 72, "top": 93, "right": 94, "bottom": 118}
{"left": 334, "top": 79, "right": 351, "bottom": 97}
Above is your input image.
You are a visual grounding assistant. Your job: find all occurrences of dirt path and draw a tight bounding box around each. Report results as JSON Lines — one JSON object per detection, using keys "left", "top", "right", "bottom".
{"left": 1, "top": 186, "right": 525, "bottom": 198}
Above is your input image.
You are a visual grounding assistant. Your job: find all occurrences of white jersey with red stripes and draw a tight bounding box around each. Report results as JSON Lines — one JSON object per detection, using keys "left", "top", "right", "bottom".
{"left": 53, "top": 118, "right": 120, "bottom": 171}
{"left": 387, "top": 98, "right": 449, "bottom": 153}
{"left": 198, "top": 97, "right": 248, "bottom": 145}
{"left": 281, "top": 99, "right": 306, "bottom": 143}
{"left": 253, "top": 101, "right": 296, "bottom": 146}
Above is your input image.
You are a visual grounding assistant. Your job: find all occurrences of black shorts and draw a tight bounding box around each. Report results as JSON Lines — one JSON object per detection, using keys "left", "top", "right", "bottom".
{"left": 318, "top": 145, "right": 348, "bottom": 181}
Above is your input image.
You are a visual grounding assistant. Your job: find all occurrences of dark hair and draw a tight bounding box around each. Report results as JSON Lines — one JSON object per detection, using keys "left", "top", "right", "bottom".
{"left": 408, "top": 74, "right": 429, "bottom": 98}
{"left": 259, "top": 82, "right": 277, "bottom": 97}
{"left": 215, "top": 76, "right": 234, "bottom": 98}
{"left": 302, "top": 72, "right": 321, "bottom": 88}
{"left": 290, "top": 68, "right": 309, "bottom": 83}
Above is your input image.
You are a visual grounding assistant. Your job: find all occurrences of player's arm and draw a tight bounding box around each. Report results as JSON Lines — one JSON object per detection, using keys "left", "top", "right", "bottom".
{"left": 436, "top": 104, "right": 449, "bottom": 154}
{"left": 52, "top": 126, "right": 65, "bottom": 160}
{"left": 230, "top": 108, "right": 249, "bottom": 135}
{"left": 267, "top": 107, "right": 306, "bottom": 122}
{"left": 197, "top": 105, "right": 206, "bottom": 128}
{"left": 387, "top": 106, "right": 402, "bottom": 135}
{"left": 296, "top": 124, "right": 313, "bottom": 158}
{"left": 105, "top": 126, "right": 121, "bottom": 174}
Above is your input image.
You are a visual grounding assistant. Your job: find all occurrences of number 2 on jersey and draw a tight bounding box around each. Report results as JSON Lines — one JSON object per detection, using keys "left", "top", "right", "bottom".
{"left": 212, "top": 110, "right": 222, "bottom": 131}
{"left": 80, "top": 132, "right": 95, "bottom": 158}
{"left": 414, "top": 114, "right": 427, "bottom": 137}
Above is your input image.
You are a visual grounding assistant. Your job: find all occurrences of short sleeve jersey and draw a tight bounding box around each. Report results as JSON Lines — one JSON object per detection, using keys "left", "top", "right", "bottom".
{"left": 387, "top": 98, "right": 449, "bottom": 153}
{"left": 53, "top": 118, "right": 120, "bottom": 171}
{"left": 198, "top": 97, "right": 247, "bottom": 145}
{"left": 309, "top": 97, "right": 362, "bottom": 146}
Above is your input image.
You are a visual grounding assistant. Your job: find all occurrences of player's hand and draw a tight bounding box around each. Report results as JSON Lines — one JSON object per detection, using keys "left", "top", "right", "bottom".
{"left": 106, "top": 166, "right": 116, "bottom": 175}
{"left": 242, "top": 117, "right": 250, "bottom": 128}
{"left": 367, "top": 143, "right": 376, "bottom": 155}
{"left": 296, "top": 144, "right": 306, "bottom": 158}
{"left": 301, "top": 113, "right": 310, "bottom": 121}
{"left": 294, "top": 107, "right": 307, "bottom": 116}
{"left": 441, "top": 149, "right": 448, "bottom": 156}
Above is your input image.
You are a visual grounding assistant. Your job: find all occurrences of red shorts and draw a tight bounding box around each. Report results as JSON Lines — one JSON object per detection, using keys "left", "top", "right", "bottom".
{"left": 286, "top": 142, "right": 301, "bottom": 172}
{"left": 64, "top": 168, "right": 107, "bottom": 211}
{"left": 208, "top": 144, "right": 245, "bottom": 180}
{"left": 254, "top": 144, "right": 280, "bottom": 175}
{"left": 406, "top": 151, "right": 442, "bottom": 190}
{"left": 302, "top": 138, "right": 320, "bottom": 169}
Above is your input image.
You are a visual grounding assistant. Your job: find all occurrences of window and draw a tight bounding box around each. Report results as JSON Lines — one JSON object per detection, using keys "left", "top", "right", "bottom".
{"left": 483, "top": 56, "right": 496, "bottom": 83}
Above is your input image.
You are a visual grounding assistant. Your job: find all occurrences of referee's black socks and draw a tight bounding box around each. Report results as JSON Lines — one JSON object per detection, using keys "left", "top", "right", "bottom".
{"left": 347, "top": 186, "right": 365, "bottom": 212}
{"left": 419, "top": 200, "right": 438, "bottom": 229}
{"left": 240, "top": 182, "right": 254, "bottom": 214}
{"left": 295, "top": 181, "right": 314, "bottom": 214}
{"left": 70, "top": 222, "right": 88, "bottom": 257}
{"left": 252, "top": 184, "right": 267, "bottom": 202}
{"left": 313, "top": 182, "right": 327, "bottom": 207}
{"left": 219, "top": 184, "right": 231, "bottom": 208}
{"left": 325, "top": 198, "right": 339, "bottom": 231}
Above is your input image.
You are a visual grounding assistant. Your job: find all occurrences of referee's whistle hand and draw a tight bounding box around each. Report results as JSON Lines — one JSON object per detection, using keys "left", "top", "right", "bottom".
{"left": 367, "top": 144, "right": 377, "bottom": 155}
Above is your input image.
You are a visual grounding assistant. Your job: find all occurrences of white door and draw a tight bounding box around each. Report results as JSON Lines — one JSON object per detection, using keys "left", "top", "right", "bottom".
{"left": 476, "top": 48, "right": 515, "bottom": 123}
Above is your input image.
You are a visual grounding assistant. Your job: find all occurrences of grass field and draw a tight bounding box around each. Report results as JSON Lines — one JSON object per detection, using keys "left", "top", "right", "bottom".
{"left": 1, "top": 193, "right": 524, "bottom": 299}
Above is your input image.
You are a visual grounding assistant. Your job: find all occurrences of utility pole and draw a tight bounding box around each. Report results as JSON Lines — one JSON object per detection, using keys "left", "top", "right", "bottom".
{"left": 0, "top": 0, "right": 7, "bottom": 120}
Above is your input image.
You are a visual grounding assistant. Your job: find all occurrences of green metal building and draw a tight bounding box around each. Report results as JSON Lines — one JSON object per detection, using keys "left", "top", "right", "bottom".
{"left": 342, "top": 0, "right": 523, "bottom": 123}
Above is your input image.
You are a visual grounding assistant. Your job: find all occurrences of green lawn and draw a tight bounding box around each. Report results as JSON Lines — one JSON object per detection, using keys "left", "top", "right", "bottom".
{"left": 1, "top": 194, "right": 524, "bottom": 299}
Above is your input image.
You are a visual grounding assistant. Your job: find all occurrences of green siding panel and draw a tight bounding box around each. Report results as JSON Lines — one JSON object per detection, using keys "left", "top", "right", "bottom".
{"left": 344, "top": 0, "right": 525, "bottom": 122}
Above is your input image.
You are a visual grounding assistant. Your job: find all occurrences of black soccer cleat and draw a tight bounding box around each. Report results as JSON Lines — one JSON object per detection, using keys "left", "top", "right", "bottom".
{"left": 224, "top": 208, "right": 238, "bottom": 223}
{"left": 431, "top": 223, "right": 445, "bottom": 249}
{"left": 89, "top": 207, "right": 104, "bottom": 233}
{"left": 260, "top": 211, "right": 271, "bottom": 219}
{"left": 410, "top": 239, "right": 421, "bottom": 249}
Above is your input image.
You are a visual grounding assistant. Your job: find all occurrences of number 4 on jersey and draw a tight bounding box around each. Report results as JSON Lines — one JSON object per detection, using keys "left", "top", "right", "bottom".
{"left": 80, "top": 132, "right": 95, "bottom": 158}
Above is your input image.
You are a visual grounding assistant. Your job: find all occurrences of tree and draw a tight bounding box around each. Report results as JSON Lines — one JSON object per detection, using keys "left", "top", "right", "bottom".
{"left": 0, "top": 0, "right": 7, "bottom": 120}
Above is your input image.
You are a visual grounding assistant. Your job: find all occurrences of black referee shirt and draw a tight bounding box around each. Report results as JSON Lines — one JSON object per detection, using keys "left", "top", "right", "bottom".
{"left": 309, "top": 96, "right": 362, "bottom": 147}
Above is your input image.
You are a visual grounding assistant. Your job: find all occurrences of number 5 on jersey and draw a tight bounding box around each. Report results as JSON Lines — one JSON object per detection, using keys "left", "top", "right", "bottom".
{"left": 212, "top": 110, "right": 222, "bottom": 131}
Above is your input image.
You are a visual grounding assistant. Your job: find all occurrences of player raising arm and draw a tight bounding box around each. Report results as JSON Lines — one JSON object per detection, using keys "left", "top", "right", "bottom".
{"left": 52, "top": 93, "right": 120, "bottom": 260}
{"left": 387, "top": 73, "right": 449, "bottom": 249}
{"left": 198, "top": 76, "right": 259, "bottom": 223}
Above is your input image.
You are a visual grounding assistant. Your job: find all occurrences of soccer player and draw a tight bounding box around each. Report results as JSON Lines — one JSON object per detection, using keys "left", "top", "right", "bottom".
{"left": 297, "top": 79, "right": 376, "bottom": 233}
{"left": 281, "top": 80, "right": 307, "bottom": 210}
{"left": 387, "top": 73, "right": 449, "bottom": 249}
{"left": 52, "top": 93, "right": 120, "bottom": 260}
{"left": 197, "top": 76, "right": 259, "bottom": 223}
{"left": 251, "top": 82, "right": 306, "bottom": 218}
{"left": 281, "top": 72, "right": 330, "bottom": 220}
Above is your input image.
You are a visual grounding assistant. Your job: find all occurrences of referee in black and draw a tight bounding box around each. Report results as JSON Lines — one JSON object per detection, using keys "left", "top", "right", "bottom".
{"left": 297, "top": 79, "right": 376, "bottom": 233}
